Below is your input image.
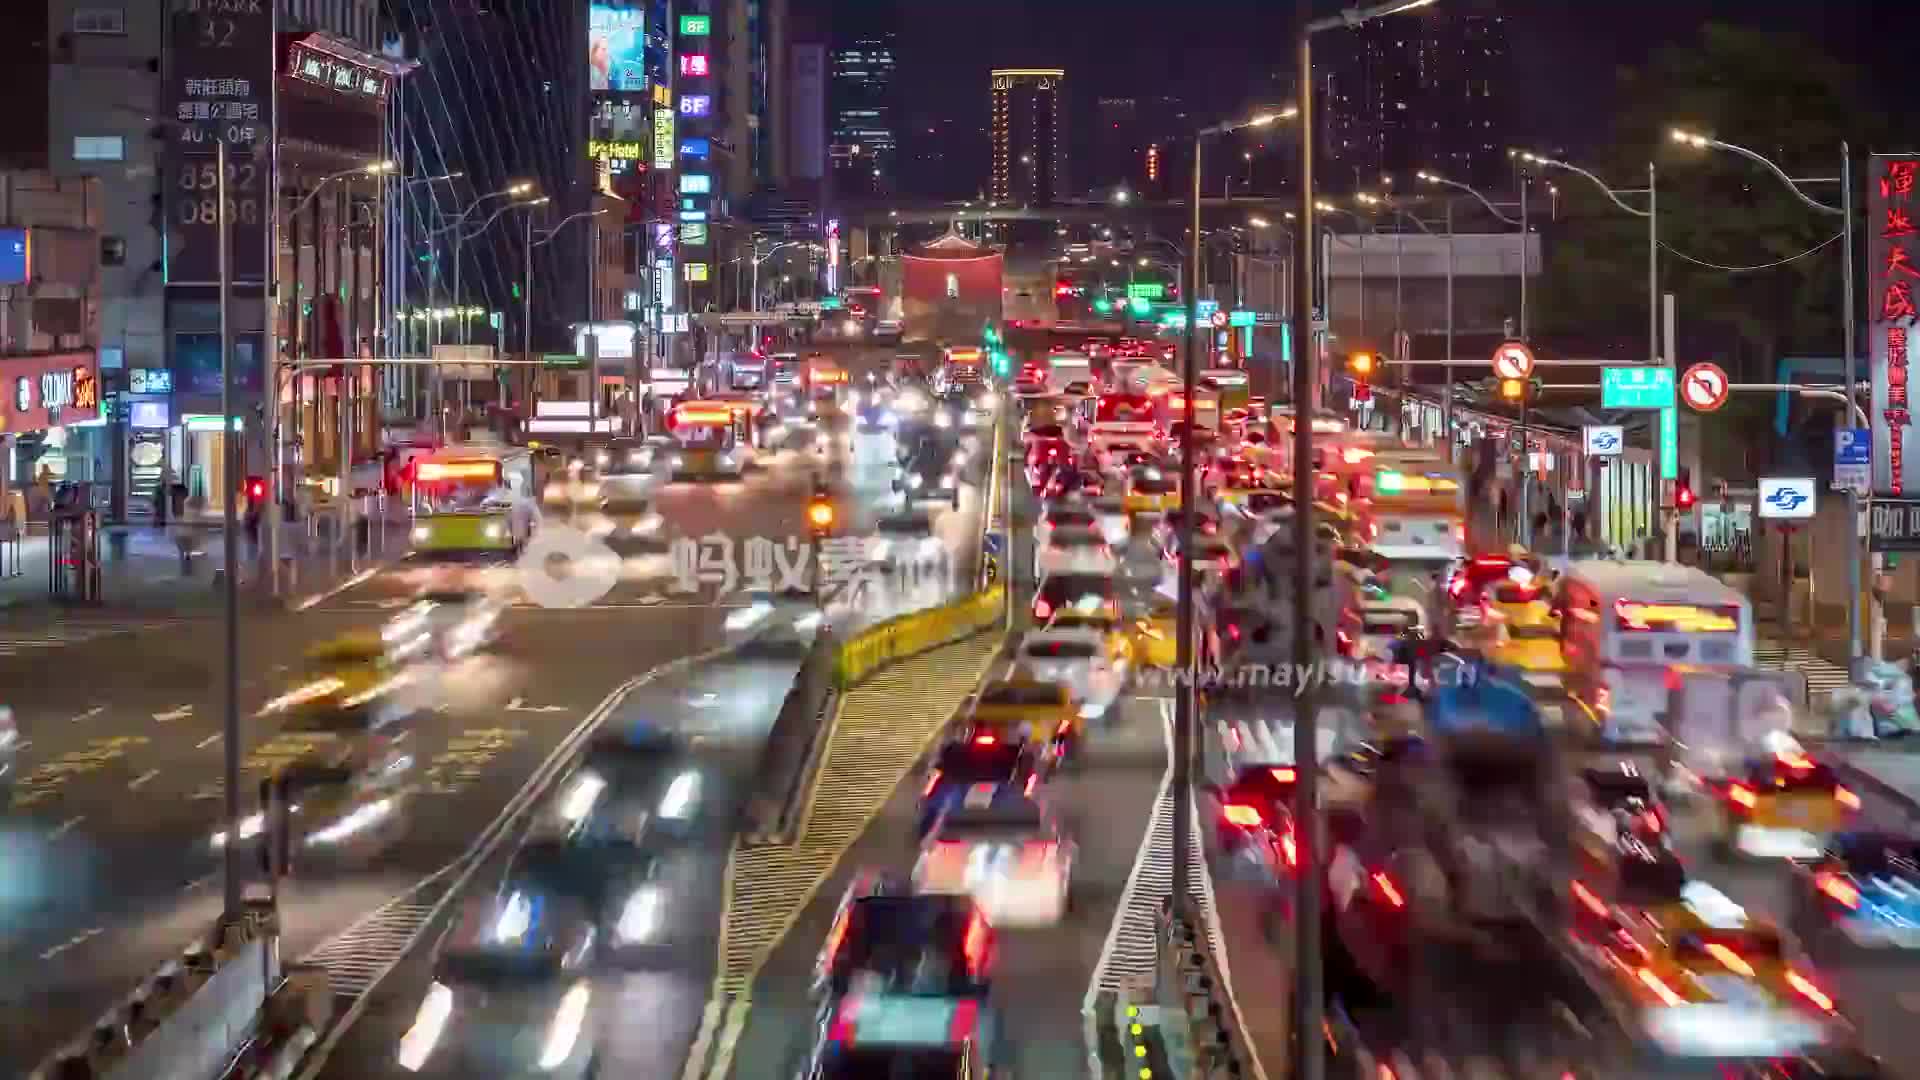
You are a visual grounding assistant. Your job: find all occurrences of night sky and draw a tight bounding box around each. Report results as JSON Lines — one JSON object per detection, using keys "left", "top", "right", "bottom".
{"left": 870, "top": 0, "right": 1906, "bottom": 197}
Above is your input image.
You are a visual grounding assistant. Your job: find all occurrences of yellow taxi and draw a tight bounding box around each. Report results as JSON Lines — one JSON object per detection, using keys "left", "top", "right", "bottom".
{"left": 1482, "top": 578, "right": 1567, "bottom": 693}
{"left": 1124, "top": 465, "right": 1180, "bottom": 515}
{"left": 1593, "top": 880, "right": 1850, "bottom": 1049}
{"left": 1715, "top": 736, "right": 1862, "bottom": 859}
{"left": 1129, "top": 599, "right": 1180, "bottom": 668}
{"left": 1044, "top": 611, "right": 1137, "bottom": 670}
{"left": 964, "top": 676, "right": 1079, "bottom": 763}
{"left": 258, "top": 633, "right": 418, "bottom": 728}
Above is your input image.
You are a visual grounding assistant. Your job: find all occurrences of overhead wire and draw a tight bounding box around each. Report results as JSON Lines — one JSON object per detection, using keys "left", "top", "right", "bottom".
{"left": 1658, "top": 232, "right": 1844, "bottom": 273}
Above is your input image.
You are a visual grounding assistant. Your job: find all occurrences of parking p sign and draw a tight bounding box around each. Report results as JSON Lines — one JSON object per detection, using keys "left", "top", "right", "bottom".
{"left": 1583, "top": 424, "right": 1624, "bottom": 457}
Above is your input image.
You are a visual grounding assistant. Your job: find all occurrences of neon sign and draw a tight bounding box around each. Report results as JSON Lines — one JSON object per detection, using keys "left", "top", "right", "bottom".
{"left": 1875, "top": 156, "right": 1920, "bottom": 493}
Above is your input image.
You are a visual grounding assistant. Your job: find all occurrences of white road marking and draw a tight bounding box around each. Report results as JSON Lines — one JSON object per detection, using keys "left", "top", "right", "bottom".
{"left": 505, "top": 697, "right": 568, "bottom": 713}
{"left": 40, "top": 927, "right": 104, "bottom": 961}
{"left": 51, "top": 816, "right": 84, "bottom": 839}
{"left": 196, "top": 733, "right": 222, "bottom": 749}
{"left": 128, "top": 769, "right": 160, "bottom": 790}
{"left": 70, "top": 706, "right": 107, "bottom": 724}
{"left": 153, "top": 705, "right": 194, "bottom": 723}
{"left": 294, "top": 565, "right": 385, "bottom": 612}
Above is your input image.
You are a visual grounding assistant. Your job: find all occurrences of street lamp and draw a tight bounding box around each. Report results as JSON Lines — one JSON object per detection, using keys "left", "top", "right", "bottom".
{"left": 1671, "top": 126, "right": 1863, "bottom": 659}
{"left": 1287, "top": 4, "right": 1437, "bottom": 1077}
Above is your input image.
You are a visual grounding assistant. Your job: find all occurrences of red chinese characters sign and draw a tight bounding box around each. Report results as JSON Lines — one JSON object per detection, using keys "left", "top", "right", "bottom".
{"left": 1875, "top": 156, "right": 1920, "bottom": 494}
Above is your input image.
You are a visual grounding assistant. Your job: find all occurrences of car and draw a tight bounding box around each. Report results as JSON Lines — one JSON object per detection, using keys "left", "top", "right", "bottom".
{"left": 1790, "top": 830, "right": 1920, "bottom": 961}
{"left": 1712, "top": 738, "right": 1862, "bottom": 859}
{"left": 896, "top": 447, "right": 962, "bottom": 510}
{"left": 1123, "top": 465, "right": 1179, "bottom": 515}
{"left": 1163, "top": 533, "right": 1237, "bottom": 579}
{"left": 258, "top": 633, "right": 424, "bottom": 729}
{"left": 593, "top": 437, "right": 659, "bottom": 504}
{"left": 813, "top": 879, "right": 995, "bottom": 1007}
{"left": 1337, "top": 597, "right": 1424, "bottom": 664}
{"left": 1014, "top": 359, "right": 1051, "bottom": 397}
{"left": 802, "top": 993, "right": 1007, "bottom": 1079}
{"left": 1482, "top": 585, "right": 1567, "bottom": 695}
{"left": 511, "top": 787, "right": 673, "bottom": 959}
{"left": 850, "top": 386, "right": 897, "bottom": 433}
{"left": 1150, "top": 508, "right": 1218, "bottom": 555}
{"left": 1088, "top": 495, "right": 1132, "bottom": 548}
{"left": 1033, "top": 503, "right": 1098, "bottom": 553}
{"left": 1025, "top": 438, "right": 1073, "bottom": 489}
{"left": 918, "top": 736, "right": 1041, "bottom": 837}
{"left": 1032, "top": 570, "right": 1119, "bottom": 624}
{"left": 914, "top": 788, "right": 1076, "bottom": 927}
{"left": 1211, "top": 762, "right": 1301, "bottom": 881}
{"left": 874, "top": 319, "right": 903, "bottom": 343}
{"left": 1229, "top": 489, "right": 1292, "bottom": 521}
{"left": 1033, "top": 524, "right": 1118, "bottom": 580}
{"left": 382, "top": 589, "right": 508, "bottom": 662}
{"left": 870, "top": 512, "right": 946, "bottom": 577}
{"left": 1095, "top": 441, "right": 1152, "bottom": 474}
{"left": 393, "top": 890, "right": 598, "bottom": 1077}
{"left": 1014, "top": 626, "right": 1127, "bottom": 721}
{"left": 1571, "top": 764, "right": 1685, "bottom": 906}
{"left": 966, "top": 677, "right": 1080, "bottom": 765}
{"left": 1041, "top": 467, "right": 1105, "bottom": 501}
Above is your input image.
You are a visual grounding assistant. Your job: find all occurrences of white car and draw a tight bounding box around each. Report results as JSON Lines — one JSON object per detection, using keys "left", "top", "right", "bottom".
{"left": 912, "top": 789, "right": 1075, "bottom": 928}
{"left": 1034, "top": 525, "right": 1119, "bottom": 580}
{"left": 1088, "top": 496, "right": 1132, "bottom": 548}
{"left": 1033, "top": 502, "right": 1098, "bottom": 553}
{"left": 1015, "top": 627, "right": 1126, "bottom": 720}
{"left": 1342, "top": 598, "right": 1424, "bottom": 663}
{"left": 868, "top": 513, "right": 945, "bottom": 577}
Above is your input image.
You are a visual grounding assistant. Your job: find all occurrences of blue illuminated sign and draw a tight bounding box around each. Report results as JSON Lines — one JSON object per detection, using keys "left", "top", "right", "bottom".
{"left": 679, "top": 174, "right": 711, "bottom": 195}
{"left": 678, "top": 210, "right": 708, "bottom": 222}
{"left": 679, "top": 138, "right": 710, "bottom": 159}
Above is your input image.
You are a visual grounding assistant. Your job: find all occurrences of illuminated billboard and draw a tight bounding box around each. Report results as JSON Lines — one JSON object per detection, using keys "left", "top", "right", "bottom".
{"left": 588, "top": 4, "right": 646, "bottom": 92}
{"left": 679, "top": 94, "right": 711, "bottom": 117}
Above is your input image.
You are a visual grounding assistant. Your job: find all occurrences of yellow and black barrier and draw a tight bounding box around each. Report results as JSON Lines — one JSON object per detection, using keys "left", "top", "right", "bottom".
{"left": 834, "top": 584, "right": 1006, "bottom": 689}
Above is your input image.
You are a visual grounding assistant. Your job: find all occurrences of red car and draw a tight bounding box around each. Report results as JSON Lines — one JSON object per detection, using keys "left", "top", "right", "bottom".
{"left": 1025, "top": 438, "right": 1072, "bottom": 489}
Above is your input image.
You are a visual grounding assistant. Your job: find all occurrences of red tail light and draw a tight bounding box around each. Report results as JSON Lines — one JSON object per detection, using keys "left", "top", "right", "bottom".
{"left": 1377, "top": 692, "right": 1406, "bottom": 706}
{"left": 1227, "top": 623, "right": 1242, "bottom": 642}
{"left": 1571, "top": 880, "right": 1610, "bottom": 919}
{"left": 1281, "top": 829, "right": 1297, "bottom": 867}
{"left": 1222, "top": 804, "right": 1263, "bottom": 827}
{"left": 973, "top": 733, "right": 997, "bottom": 745}
{"left": 1636, "top": 967, "right": 1685, "bottom": 1007}
{"left": 962, "top": 911, "right": 990, "bottom": 972}
{"left": 1371, "top": 872, "right": 1405, "bottom": 908}
{"left": 1727, "top": 783, "right": 1758, "bottom": 810}
{"left": 1335, "top": 629, "right": 1354, "bottom": 657}
{"left": 1786, "top": 969, "right": 1835, "bottom": 1012}
{"left": 922, "top": 770, "right": 943, "bottom": 797}
{"left": 1778, "top": 751, "right": 1816, "bottom": 772}
{"left": 1837, "top": 786, "right": 1862, "bottom": 810}
{"left": 1816, "top": 871, "right": 1861, "bottom": 909}
{"left": 1024, "top": 774, "right": 1038, "bottom": 797}
{"left": 1448, "top": 575, "right": 1466, "bottom": 598}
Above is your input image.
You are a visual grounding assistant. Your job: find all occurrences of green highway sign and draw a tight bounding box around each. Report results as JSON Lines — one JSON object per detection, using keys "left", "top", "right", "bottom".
{"left": 1228, "top": 309, "right": 1256, "bottom": 328}
{"left": 819, "top": 297, "right": 842, "bottom": 310}
{"left": 1600, "top": 366, "right": 1674, "bottom": 409}
{"left": 1659, "top": 405, "right": 1677, "bottom": 479}
{"left": 542, "top": 353, "right": 584, "bottom": 367}
{"left": 1125, "top": 282, "right": 1164, "bottom": 300}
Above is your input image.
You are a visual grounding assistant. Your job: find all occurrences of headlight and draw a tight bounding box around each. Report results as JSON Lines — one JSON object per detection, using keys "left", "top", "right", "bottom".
{"left": 538, "top": 982, "right": 592, "bottom": 1070}
{"left": 976, "top": 391, "right": 999, "bottom": 409}
{"left": 1079, "top": 703, "right": 1108, "bottom": 720}
{"left": 718, "top": 451, "right": 737, "bottom": 466}
{"left": 595, "top": 451, "right": 611, "bottom": 467}
{"left": 483, "top": 522, "right": 505, "bottom": 540}
{"left": 396, "top": 981, "right": 454, "bottom": 1072}
{"left": 951, "top": 452, "right": 968, "bottom": 469}
{"left": 935, "top": 412, "right": 953, "bottom": 429}
{"left": 212, "top": 812, "right": 266, "bottom": 848}
{"left": 559, "top": 771, "right": 607, "bottom": 822}
{"left": 659, "top": 771, "right": 700, "bottom": 819}
{"left": 411, "top": 525, "right": 430, "bottom": 543}
{"left": 942, "top": 472, "right": 959, "bottom": 488}
{"left": 669, "top": 454, "right": 685, "bottom": 469}
{"left": 909, "top": 473, "right": 924, "bottom": 489}
{"left": 881, "top": 410, "right": 898, "bottom": 426}
{"left": 307, "top": 797, "right": 395, "bottom": 846}
{"left": 616, "top": 888, "right": 662, "bottom": 943}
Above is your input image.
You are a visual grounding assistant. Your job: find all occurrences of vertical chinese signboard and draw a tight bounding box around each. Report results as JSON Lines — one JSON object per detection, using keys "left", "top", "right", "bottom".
{"left": 164, "top": 0, "right": 273, "bottom": 287}
{"left": 1873, "top": 154, "right": 1920, "bottom": 494}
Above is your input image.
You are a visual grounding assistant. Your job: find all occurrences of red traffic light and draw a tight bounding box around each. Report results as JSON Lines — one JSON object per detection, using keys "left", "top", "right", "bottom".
{"left": 1676, "top": 485, "right": 1696, "bottom": 510}
{"left": 245, "top": 477, "right": 267, "bottom": 501}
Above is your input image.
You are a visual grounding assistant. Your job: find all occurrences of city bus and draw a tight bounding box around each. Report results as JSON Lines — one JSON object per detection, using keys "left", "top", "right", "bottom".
{"left": 408, "top": 444, "right": 539, "bottom": 557}
{"left": 1554, "top": 559, "right": 1755, "bottom": 745}
{"left": 666, "top": 400, "right": 755, "bottom": 479}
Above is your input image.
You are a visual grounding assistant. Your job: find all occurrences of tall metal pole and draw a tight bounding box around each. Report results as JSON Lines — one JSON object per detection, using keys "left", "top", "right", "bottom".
{"left": 454, "top": 228, "right": 464, "bottom": 347}
{"left": 523, "top": 211, "right": 533, "bottom": 362}
{"left": 1518, "top": 174, "right": 1529, "bottom": 339}
{"left": 1443, "top": 198, "right": 1454, "bottom": 461}
{"left": 1172, "top": 131, "right": 1200, "bottom": 912}
{"left": 1652, "top": 164, "right": 1676, "bottom": 561}
{"left": 1290, "top": 13, "right": 1324, "bottom": 1079}
{"left": 1517, "top": 180, "right": 1531, "bottom": 545}
{"left": 217, "top": 138, "right": 242, "bottom": 921}
{"left": 1842, "top": 143, "right": 1869, "bottom": 665}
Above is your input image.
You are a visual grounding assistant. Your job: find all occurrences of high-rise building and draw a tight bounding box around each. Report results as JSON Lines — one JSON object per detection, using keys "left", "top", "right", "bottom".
{"left": 990, "top": 68, "right": 1066, "bottom": 206}
{"left": 1321, "top": 8, "right": 1510, "bottom": 192}
{"left": 828, "top": 16, "right": 896, "bottom": 198}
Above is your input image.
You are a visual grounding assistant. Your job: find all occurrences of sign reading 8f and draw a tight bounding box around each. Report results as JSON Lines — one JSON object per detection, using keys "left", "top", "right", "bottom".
{"left": 175, "top": 159, "right": 261, "bottom": 227}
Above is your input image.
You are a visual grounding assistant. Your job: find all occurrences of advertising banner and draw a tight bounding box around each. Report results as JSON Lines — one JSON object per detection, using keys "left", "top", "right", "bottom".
{"left": 588, "top": 4, "right": 646, "bottom": 92}
{"left": 1873, "top": 153, "right": 1920, "bottom": 494}
{"left": 164, "top": 0, "right": 272, "bottom": 286}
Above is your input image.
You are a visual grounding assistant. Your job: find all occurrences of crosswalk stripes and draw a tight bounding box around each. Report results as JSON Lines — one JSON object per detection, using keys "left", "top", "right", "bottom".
{"left": 1755, "top": 639, "right": 1852, "bottom": 693}
{"left": 1090, "top": 700, "right": 1222, "bottom": 994}
{"left": 718, "top": 633, "right": 1003, "bottom": 995}
{"left": 299, "top": 899, "right": 439, "bottom": 997}
{"left": 0, "top": 620, "right": 174, "bottom": 657}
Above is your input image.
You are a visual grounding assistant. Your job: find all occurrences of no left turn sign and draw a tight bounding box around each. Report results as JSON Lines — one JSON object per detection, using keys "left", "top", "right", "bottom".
{"left": 1681, "top": 362, "right": 1730, "bottom": 412}
{"left": 1491, "top": 341, "right": 1535, "bottom": 380}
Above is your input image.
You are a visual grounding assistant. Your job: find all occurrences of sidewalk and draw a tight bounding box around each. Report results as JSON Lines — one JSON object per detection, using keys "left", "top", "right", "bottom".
{"left": 0, "top": 514, "right": 412, "bottom": 616}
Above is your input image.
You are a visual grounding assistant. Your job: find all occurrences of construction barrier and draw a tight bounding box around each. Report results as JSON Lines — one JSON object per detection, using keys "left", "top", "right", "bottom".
{"left": 834, "top": 583, "right": 1005, "bottom": 688}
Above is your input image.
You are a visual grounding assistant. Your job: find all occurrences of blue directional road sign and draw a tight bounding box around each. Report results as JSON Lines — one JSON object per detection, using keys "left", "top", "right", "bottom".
{"left": 983, "top": 532, "right": 1005, "bottom": 557}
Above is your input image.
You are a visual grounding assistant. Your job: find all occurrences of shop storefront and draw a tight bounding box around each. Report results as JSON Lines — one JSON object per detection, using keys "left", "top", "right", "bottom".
{"left": 1, "top": 352, "right": 104, "bottom": 509}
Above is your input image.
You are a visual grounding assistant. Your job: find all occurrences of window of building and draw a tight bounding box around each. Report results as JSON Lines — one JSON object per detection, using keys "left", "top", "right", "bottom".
{"left": 72, "top": 6, "right": 126, "bottom": 34}
{"left": 73, "top": 136, "right": 125, "bottom": 162}
{"left": 100, "top": 237, "right": 127, "bottom": 267}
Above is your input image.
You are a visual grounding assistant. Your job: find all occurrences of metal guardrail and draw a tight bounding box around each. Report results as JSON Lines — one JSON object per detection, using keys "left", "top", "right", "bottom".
{"left": 1155, "top": 897, "right": 1262, "bottom": 1080}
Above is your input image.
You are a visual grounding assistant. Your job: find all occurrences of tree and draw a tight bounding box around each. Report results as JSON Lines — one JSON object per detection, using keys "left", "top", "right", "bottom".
{"left": 1533, "top": 24, "right": 1893, "bottom": 378}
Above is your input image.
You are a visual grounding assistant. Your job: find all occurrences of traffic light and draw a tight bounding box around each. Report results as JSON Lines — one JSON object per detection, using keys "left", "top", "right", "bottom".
{"left": 1675, "top": 468, "right": 1696, "bottom": 510}
{"left": 807, "top": 496, "right": 835, "bottom": 531}
{"left": 245, "top": 476, "right": 267, "bottom": 503}
{"left": 1499, "top": 378, "right": 1526, "bottom": 403}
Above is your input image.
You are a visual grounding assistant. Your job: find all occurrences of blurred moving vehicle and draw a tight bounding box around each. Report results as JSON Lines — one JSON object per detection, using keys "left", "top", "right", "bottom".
{"left": 0, "top": 705, "right": 14, "bottom": 798}
{"left": 1337, "top": 596, "right": 1424, "bottom": 665}
{"left": 1123, "top": 465, "right": 1179, "bottom": 516}
{"left": 896, "top": 442, "right": 963, "bottom": 510}
{"left": 572, "top": 724, "right": 704, "bottom": 839}
{"left": 869, "top": 512, "right": 946, "bottom": 578}
{"left": 1032, "top": 524, "right": 1118, "bottom": 580}
{"left": 595, "top": 437, "right": 659, "bottom": 507}
{"left": 1712, "top": 738, "right": 1861, "bottom": 860}
{"left": 1015, "top": 625, "right": 1127, "bottom": 721}
{"left": 259, "top": 633, "right": 423, "bottom": 730}
{"left": 395, "top": 889, "right": 598, "bottom": 1077}
{"left": 1791, "top": 830, "right": 1920, "bottom": 962}
{"left": 1212, "top": 761, "right": 1301, "bottom": 881}
{"left": 1571, "top": 764, "right": 1685, "bottom": 904}
{"left": 408, "top": 445, "right": 540, "bottom": 557}
{"left": 918, "top": 736, "right": 1040, "bottom": 838}
{"left": 914, "top": 788, "right": 1075, "bottom": 927}
{"left": 1032, "top": 502, "right": 1097, "bottom": 552}
{"left": 1031, "top": 571, "right": 1119, "bottom": 624}
{"left": 666, "top": 401, "right": 755, "bottom": 479}
{"left": 966, "top": 677, "right": 1079, "bottom": 766}
{"left": 803, "top": 992, "right": 1006, "bottom": 1079}
{"left": 812, "top": 878, "right": 994, "bottom": 1009}
{"left": 383, "top": 589, "right": 507, "bottom": 662}
{"left": 1130, "top": 599, "right": 1181, "bottom": 668}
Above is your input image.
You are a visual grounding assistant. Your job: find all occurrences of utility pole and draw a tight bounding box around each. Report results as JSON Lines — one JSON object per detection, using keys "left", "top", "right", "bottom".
{"left": 217, "top": 138, "right": 242, "bottom": 922}
{"left": 1172, "top": 130, "right": 1200, "bottom": 912}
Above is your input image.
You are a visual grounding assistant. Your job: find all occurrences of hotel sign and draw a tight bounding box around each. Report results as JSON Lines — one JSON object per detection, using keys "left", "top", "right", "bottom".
{"left": 652, "top": 108, "right": 675, "bottom": 169}
{"left": 287, "top": 41, "right": 390, "bottom": 101}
